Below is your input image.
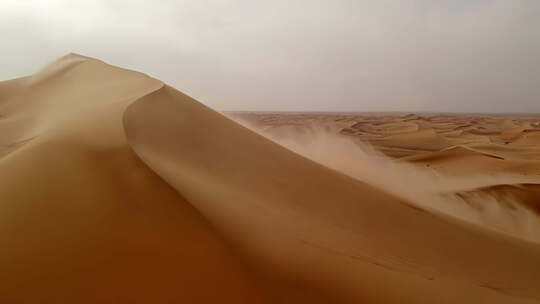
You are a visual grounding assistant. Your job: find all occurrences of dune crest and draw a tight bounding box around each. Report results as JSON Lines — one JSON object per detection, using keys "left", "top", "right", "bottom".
{"left": 1, "top": 54, "right": 540, "bottom": 303}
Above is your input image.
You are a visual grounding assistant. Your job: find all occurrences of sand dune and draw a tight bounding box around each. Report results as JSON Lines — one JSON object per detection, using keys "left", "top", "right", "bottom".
{"left": 0, "top": 54, "right": 264, "bottom": 303}
{"left": 2, "top": 54, "right": 540, "bottom": 303}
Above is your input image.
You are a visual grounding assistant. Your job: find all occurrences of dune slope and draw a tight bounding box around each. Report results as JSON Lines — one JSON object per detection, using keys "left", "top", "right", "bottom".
{"left": 0, "top": 54, "right": 265, "bottom": 303}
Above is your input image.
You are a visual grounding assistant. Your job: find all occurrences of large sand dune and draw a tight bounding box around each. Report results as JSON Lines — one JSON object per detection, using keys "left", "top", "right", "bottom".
{"left": 1, "top": 54, "right": 540, "bottom": 303}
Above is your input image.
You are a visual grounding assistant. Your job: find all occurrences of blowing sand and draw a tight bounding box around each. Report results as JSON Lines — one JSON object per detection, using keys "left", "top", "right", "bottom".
{"left": 1, "top": 54, "right": 540, "bottom": 303}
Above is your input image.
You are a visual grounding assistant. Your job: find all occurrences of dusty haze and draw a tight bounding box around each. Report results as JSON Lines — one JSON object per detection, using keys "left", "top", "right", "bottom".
{"left": 1, "top": 0, "right": 539, "bottom": 112}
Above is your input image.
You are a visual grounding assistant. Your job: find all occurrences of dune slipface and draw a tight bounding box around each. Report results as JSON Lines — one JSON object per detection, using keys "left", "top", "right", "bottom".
{"left": 1, "top": 55, "right": 540, "bottom": 303}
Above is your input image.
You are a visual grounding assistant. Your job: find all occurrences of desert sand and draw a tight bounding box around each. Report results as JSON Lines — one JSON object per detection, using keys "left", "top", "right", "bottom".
{"left": 1, "top": 54, "right": 540, "bottom": 303}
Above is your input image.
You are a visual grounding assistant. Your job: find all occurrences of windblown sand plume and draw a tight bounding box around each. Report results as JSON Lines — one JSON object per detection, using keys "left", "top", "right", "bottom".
{"left": 1, "top": 54, "right": 540, "bottom": 303}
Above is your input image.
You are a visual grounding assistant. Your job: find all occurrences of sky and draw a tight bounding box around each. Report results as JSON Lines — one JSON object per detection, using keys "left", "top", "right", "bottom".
{"left": 1, "top": 0, "right": 539, "bottom": 112}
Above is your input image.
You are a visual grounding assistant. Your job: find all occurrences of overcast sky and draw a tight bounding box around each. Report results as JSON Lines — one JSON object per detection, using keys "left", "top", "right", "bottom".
{"left": 1, "top": 0, "right": 539, "bottom": 112}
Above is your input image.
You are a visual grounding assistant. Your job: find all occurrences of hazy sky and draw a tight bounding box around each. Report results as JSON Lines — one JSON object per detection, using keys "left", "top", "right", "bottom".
{"left": 1, "top": 0, "right": 539, "bottom": 112}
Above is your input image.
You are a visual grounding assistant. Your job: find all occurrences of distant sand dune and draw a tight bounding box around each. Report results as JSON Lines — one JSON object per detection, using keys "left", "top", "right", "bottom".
{"left": 1, "top": 54, "right": 540, "bottom": 303}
